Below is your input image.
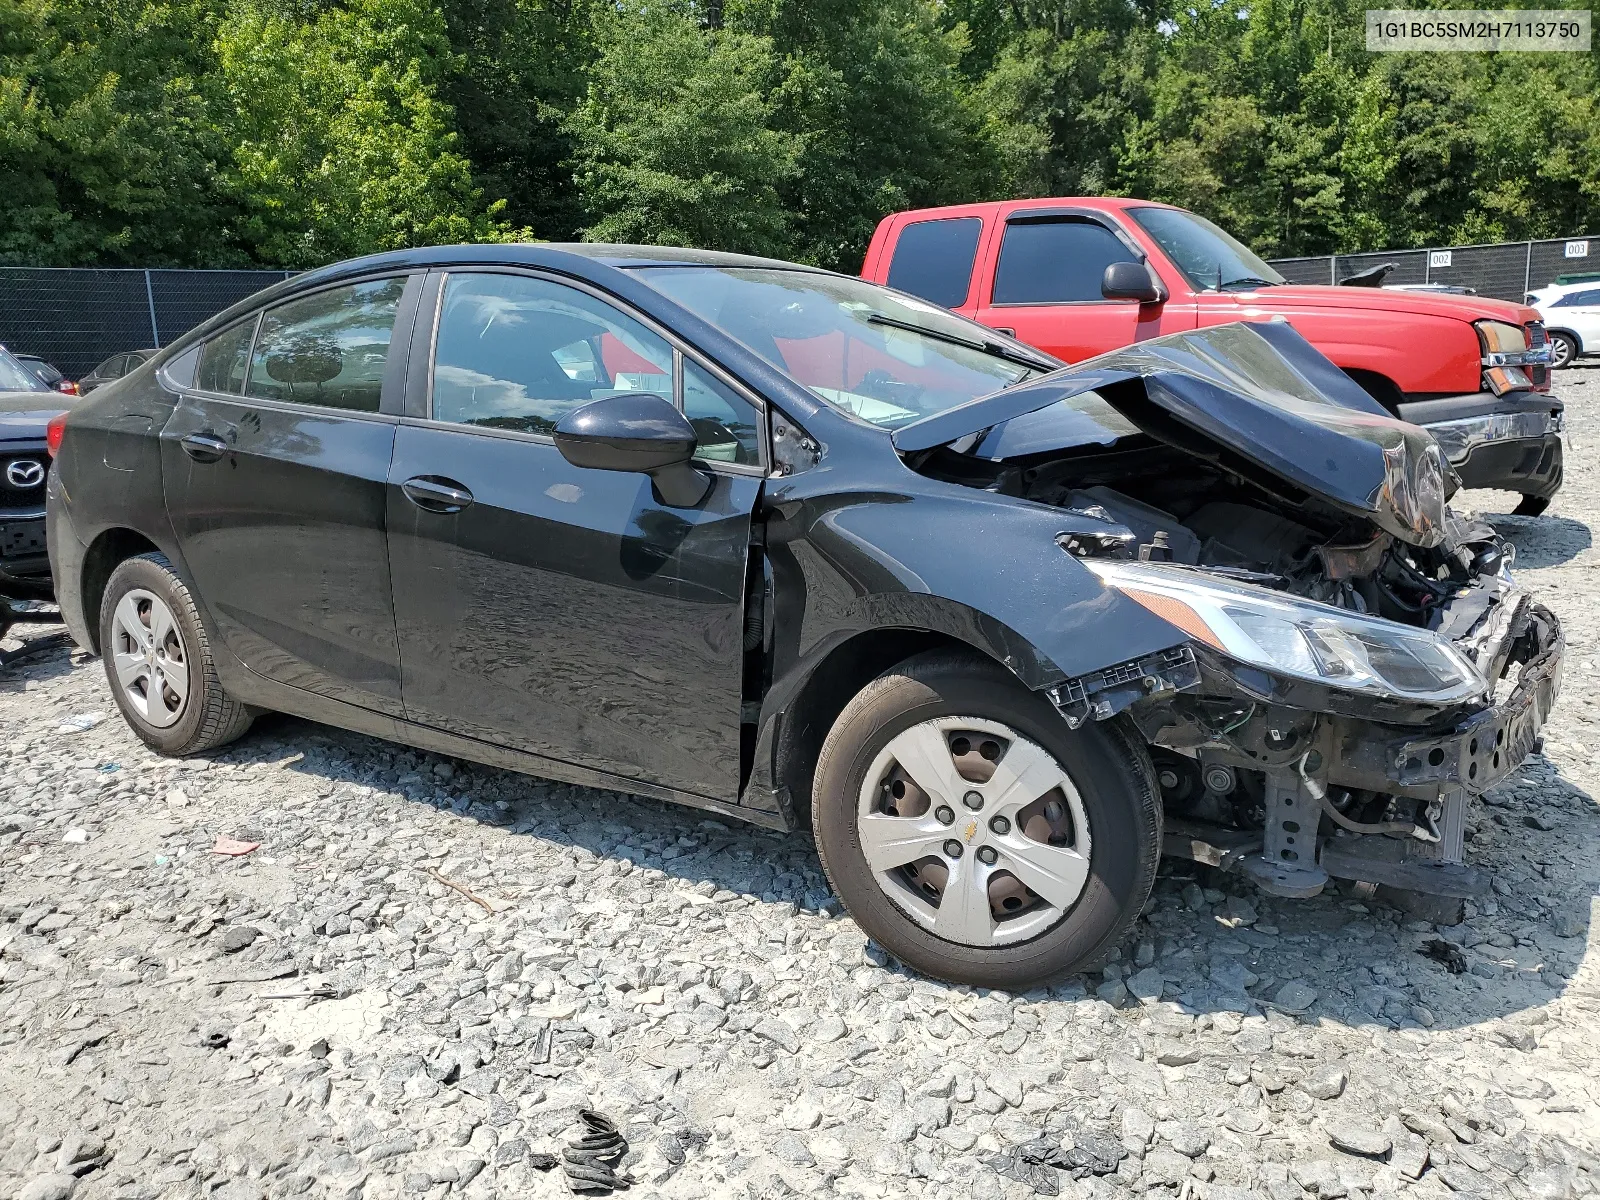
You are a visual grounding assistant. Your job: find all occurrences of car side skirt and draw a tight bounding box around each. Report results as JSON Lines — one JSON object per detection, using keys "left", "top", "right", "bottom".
{"left": 215, "top": 648, "right": 790, "bottom": 832}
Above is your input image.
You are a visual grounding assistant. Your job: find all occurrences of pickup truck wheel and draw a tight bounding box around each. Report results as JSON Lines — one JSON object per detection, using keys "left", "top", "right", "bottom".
{"left": 1513, "top": 495, "right": 1551, "bottom": 517}
{"left": 99, "top": 552, "right": 254, "bottom": 756}
{"left": 1548, "top": 331, "right": 1577, "bottom": 369}
{"left": 811, "top": 650, "right": 1161, "bottom": 988}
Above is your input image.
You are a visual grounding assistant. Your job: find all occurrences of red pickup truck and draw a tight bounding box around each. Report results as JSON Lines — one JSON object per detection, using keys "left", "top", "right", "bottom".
{"left": 863, "top": 198, "right": 1563, "bottom": 514}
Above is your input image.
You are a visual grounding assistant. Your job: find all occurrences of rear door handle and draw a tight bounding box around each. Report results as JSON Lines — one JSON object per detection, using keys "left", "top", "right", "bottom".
{"left": 180, "top": 431, "right": 229, "bottom": 463}
{"left": 401, "top": 476, "right": 474, "bottom": 514}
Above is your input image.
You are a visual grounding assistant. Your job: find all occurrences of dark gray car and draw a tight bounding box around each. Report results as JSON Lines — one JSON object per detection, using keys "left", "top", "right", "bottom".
{"left": 78, "top": 349, "right": 157, "bottom": 394}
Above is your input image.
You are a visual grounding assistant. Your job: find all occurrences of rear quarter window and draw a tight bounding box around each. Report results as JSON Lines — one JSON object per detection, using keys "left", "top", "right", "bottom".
{"left": 885, "top": 218, "right": 983, "bottom": 308}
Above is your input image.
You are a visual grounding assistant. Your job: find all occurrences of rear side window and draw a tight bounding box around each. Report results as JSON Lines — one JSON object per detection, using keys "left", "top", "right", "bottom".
{"left": 993, "top": 220, "right": 1139, "bottom": 304}
{"left": 246, "top": 278, "right": 406, "bottom": 412}
{"left": 885, "top": 218, "right": 983, "bottom": 308}
{"left": 196, "top": 322, "right": 255, "bottom": 394}
{"left": 1554, "top": 289, "right": 1600, "bottom": 306}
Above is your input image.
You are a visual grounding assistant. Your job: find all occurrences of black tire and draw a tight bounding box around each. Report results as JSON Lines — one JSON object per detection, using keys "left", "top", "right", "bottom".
{"left": 1513, "top": 494, "right": 1551, "bottom": 518}
{"left": 811, "top": 650, "right": 1161, "bottom": 989}
{"left": 98, "top": 552, "right": 253, "bottom": 755}
{"left": 1548, "top": 332, "right": 1577, "bottom": 370}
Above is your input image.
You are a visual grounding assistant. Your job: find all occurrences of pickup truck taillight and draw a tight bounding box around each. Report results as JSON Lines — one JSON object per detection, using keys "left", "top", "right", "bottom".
{"left": 1476, "top": 319, "right": 1551, "bottom": 395}
{"left": 46, "top": 411, "right": 68, "bottom": 456}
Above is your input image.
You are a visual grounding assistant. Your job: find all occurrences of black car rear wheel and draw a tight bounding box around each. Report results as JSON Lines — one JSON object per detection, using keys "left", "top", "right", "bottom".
{"left": 812, "top": 650, "right": 1161, "bottom": 988}
{"left": 99, "top": 552, "right": 253, "bottom": 755}
{"left": 1513, "top": 494, "right": 1552, "bottom": 517}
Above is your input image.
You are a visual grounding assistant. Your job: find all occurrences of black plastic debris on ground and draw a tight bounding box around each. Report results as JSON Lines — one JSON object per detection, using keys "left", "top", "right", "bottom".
{"left": 984, "top": 1148, "right": 1060, "bottom": 1195}
{"left": 562, "top": 1108, "right": 630, "bottom": 1193}
{"left": 1421, "top": 939, "right": 1468, "bottom": 974}
{"left": 987, "top": 1121, "right": 1131, "bottom": 1195}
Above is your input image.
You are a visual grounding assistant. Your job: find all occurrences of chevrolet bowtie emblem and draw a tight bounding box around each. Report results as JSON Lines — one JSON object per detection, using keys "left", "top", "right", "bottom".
{"left": 964, "top": 819, "right": 978, "bottom": 843}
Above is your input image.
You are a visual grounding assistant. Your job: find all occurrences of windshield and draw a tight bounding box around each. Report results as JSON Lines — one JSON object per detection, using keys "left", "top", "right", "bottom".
{"left": 1128, "top": 207, "right": 1285, "bottom": 292}
{"left": 631, "top": 266, "right": 1045, "bottom": 428}
{"left": 0, "top": 347, "right": 49, "bottom": 393}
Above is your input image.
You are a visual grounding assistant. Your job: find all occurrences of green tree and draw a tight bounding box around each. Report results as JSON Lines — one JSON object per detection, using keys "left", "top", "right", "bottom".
{"left": 565, "top": 5, "right": 801, "bottom": 255}
{"left": 0, "top": 0, "right": 234, "bottom": 265}
{"left": 214, "top": 0, "right": 525, "bottom": 268}
{"left": 740, "top": 0, "right": 1002, "bottom": 270}
{"left": 438, "top": 0, "right": 593, "bottom": 240}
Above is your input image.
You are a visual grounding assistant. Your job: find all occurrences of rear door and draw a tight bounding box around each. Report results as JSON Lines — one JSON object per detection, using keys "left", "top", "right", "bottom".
{"left": 973, "top": 212, "right": 1178, "bottom": 361}
{"left": 160, "top": 274, "right": 420, "bottom": 716}
{"left": 387, "top": 268, "right": 765, "bottom": 800}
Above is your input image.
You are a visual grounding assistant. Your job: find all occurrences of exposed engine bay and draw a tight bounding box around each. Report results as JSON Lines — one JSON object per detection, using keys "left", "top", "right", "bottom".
{"left": 900, "top": 325, "right": 1564, "bottom": 910}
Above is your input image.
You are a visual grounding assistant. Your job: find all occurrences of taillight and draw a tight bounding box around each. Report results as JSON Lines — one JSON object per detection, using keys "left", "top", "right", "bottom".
{"left": 46, "top": 411, "right": 68, "bottom": 456}
{"left": 57, "top": 380, "right": 79, "bottom": 395}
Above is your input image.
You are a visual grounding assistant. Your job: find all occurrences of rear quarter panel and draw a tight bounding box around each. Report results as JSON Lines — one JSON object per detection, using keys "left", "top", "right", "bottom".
{"left": 48, "top": 361, "right": 184, "bottom": 643}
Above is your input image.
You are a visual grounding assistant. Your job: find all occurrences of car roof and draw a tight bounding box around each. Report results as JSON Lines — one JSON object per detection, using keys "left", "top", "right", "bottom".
{"left": 1538, "top": 280, "right": 1600, "bottom": 296}
{"left": 877, "top": 197, "right": 1185, "bottom": 224}
{"left": 282, "top": 242, "right": 828, "bottom": 290}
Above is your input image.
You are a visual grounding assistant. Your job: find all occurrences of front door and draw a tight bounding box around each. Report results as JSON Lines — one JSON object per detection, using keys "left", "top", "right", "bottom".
{"left": 387, "top": 269, "right": 766, "bottom": 800}
{"left": 160, "top": 274, "right": 418, "bottom": 716}
{"left": 974, "top": 214, "right": 1181, "bottom": 362}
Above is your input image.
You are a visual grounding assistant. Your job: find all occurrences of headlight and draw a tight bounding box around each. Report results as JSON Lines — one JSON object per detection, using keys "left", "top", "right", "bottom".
{"left": 1475, "top": 320, "right": 1550, "bottom": 396}
{"left": 1088, "top": 560, "right": 1485, "bottom": 704}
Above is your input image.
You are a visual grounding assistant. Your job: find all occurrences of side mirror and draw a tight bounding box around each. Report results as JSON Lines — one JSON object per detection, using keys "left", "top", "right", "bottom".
{"left": 1101, "top": 261, "right": 1165, "bottom": 304}
{"left": 553, "top": 392, "right": 712, "bottom": 508}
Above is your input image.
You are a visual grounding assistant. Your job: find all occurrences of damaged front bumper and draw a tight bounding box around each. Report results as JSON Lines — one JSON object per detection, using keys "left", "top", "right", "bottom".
{"left": 1047, "top": 587, "right": 1564, "bottom": 902}
{"left": 1400, "top": 390, "right": 1564, "bottom": 499}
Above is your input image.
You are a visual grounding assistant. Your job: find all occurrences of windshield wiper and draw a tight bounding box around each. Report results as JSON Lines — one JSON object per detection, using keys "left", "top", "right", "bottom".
{"left": 866, "top": 313, "right": 1056, "bottom": 372}
{"left": 1218, "top": 276, "right": 1280, "bottom": 291}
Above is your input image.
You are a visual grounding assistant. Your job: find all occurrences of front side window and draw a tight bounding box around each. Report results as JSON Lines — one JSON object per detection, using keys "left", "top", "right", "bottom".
{"left": 1554, "top": 288, "right": 1600, "bottom": 307}
{"left": 431, "top": 273, "right": 674, "bottom": 435}
{"left": 196, "top": 320, "right": 255, "bottom": 394}
{"left": 992, "top": 220, "right": 1140, "bottom": 304}
{"left": 683, "top": 363, "right": 761, "bottom": 465}
{"left": 886, "top": 217, "right": 984, "bottom": 308}
{"left": 246, "top": 278, "right": 406, "bottom": 412}
{"left": 634, "top": 266, "right": 1045, "bottom": 430}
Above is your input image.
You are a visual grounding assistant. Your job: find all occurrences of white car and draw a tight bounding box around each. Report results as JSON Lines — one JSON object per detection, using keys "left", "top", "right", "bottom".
{"left": 1527, "top": 280, "right": 1600, "bottom": 367}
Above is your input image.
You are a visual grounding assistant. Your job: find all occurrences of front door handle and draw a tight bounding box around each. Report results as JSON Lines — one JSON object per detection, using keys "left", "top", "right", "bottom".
{"left": 180, "top": 431, "right": 229, "bottom": 463}
{"left": 401, "top": 476, "right": 474, "bottom": 514}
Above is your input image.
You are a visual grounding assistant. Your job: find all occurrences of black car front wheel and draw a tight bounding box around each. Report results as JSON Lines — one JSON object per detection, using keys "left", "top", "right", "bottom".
{"left": 99, "top": 552, "right": 253, "bottom": 755}
{"left": 812, "top": 650, "right": 1161, "bottom": 989}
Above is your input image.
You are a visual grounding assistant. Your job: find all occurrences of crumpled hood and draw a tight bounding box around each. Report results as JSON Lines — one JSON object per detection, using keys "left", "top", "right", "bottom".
{"left": 893, "top": 321, "right": 1451, "bottom": 548}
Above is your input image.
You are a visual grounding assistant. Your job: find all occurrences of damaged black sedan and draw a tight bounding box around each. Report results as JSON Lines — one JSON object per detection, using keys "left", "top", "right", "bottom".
{"left": 46, "top": 245, "right": 1562, "bottom": 988}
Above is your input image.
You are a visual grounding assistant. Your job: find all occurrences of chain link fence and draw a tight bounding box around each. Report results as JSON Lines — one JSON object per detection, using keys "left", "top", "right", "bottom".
{"left": 3, "top": 239, "right": 1596, "bottom": 380}
{"left": 1270, "top": 235, "right": 1596, "bottom": 302}
{"left": 0, "top": 267, "right": 293, "bottom": 380}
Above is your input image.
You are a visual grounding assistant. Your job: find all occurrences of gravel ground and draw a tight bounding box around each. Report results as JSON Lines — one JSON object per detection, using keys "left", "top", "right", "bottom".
{"left": 2, "top": 368, "right": 1598, "bottom": 1200}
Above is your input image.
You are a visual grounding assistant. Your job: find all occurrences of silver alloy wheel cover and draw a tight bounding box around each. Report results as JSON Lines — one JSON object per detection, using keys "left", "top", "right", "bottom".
{"left": 855, "top": 716, "right": 1093, "bottom": 947}
{"left": 1551, "top": 335, "right": 1575, "bottom": 368}
{"left": 110, "top": 588, "right": 191, "bottom": 729}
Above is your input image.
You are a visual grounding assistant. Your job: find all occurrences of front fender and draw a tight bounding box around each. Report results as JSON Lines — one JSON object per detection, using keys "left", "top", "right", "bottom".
{"left": 764, "top": 480, "right": 1188, "bottom": 691}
